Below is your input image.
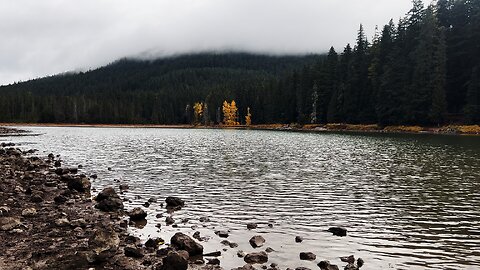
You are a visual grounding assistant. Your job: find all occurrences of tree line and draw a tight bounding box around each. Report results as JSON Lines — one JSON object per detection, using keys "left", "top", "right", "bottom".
{"left": 0, "top": 0, "right": 478, "bottom": 126}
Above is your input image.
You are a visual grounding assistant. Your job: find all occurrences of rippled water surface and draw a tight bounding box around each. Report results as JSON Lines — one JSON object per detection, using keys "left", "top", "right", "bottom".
{"left": 4, "top": 127, "right": 480, "bottom": 269}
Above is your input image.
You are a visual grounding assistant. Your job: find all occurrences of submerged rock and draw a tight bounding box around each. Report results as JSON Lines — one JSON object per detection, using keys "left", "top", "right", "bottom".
{"left": 244, "top": 251, "right": 268, "bottom": 264}
{"left": 249, "top": 235, "right": 266, "bottom": 248}
{"left": 247, "top": 223, "right": 258, "bottom": 229}
{"left": 295, "top": 236, "right": 303, "bottom": 243}
{"left": 170, "top": 232, "right": 203, "bottom": 256}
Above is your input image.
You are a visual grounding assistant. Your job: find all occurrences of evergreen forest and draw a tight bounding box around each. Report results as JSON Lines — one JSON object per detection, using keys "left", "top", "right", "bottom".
{"left": 0, "top": 0, "right": 479, "bottom": 126}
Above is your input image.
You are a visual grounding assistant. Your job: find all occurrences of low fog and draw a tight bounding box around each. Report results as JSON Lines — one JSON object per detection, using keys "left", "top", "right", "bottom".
{"left": 0, "top": 0, "right": 412, "bottom": 85}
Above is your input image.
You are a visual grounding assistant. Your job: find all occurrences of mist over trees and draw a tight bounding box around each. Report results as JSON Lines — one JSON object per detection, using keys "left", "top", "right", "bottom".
{"left": 0, "top": 0, "right": 478, "bottom": 126}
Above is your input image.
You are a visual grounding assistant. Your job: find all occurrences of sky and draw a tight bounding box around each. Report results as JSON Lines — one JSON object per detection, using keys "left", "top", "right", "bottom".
{"left": 0, "top": 0, "right": 413, "bottom": 86}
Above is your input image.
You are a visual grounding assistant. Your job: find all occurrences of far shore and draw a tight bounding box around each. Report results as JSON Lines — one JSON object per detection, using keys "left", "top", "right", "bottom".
{"left": 1, "top": 122, "right": 480, "bottom": 136}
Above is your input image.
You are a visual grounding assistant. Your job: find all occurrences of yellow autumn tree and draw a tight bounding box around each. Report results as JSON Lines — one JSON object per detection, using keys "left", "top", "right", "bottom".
{"left": 245, "top": 107, "right": 252, "bottom": 126}
{"left": 193, "top": 102, "right": 204, "bottom": 125}
{"left": 222, "top": 100, "right": 239, "bottom": 126}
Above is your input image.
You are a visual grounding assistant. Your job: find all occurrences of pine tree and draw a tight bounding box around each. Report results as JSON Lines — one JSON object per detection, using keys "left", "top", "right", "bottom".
{"left": 464, "top": 67, "right": 480, "bottom": 123}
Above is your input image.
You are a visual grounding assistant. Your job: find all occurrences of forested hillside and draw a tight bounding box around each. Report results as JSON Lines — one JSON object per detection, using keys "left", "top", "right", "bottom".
{"left": 1, "top": 0, "right": 479, "bottom": 125}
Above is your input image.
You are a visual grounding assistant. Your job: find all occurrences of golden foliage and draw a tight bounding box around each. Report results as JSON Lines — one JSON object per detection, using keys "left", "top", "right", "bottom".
{"left": 193, "top": 102, "right": 204, "bottom": 124}
{"left": 245, "top": 107, "right": 252, "bottom": 126}
{"left": 222, "top": 100, "right": 239, "bottom": 126}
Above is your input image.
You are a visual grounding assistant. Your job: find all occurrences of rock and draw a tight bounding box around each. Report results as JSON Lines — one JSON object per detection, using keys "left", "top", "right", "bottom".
{"left": 161, "top": 251, "right": 188, "bottom": 270}
{"left": 54, "top": 160, "right": 61, "bottom": 167}
{"left": 124, "top": 246, "right": 144, "bottom": 258}
{"left": 143, "top": 202, "right": 150, "bottom": 207}
{"left": 357, "top": 258, "right": 364, "bottom": 268}
{"left": 215, "top": 230, "right": 229, "bottom": 238}
{"left": 193, "top": 231, "right": 201, "bottom": 240}
{"left": 247, "top": 223, "right": 258, "bottom": 229}
{"left": 295, "top": 236, "right": 303, "bottom": 243}
{"left": 21, "top": 208, "right": 37, "bottom": 217}
{"left": 165, "top": 196, "right": 185, "bottom": 208}
{"left": 90, "top": 174, "right": 98, "bottom": 179}
{"left": 244, "top": 251, "right": 268, "bottom": 264}
{"left": 170, "top": 232, "right": 203, "bottom": 256}
{"left": 299, "top": 252, "right": 316, "bottom": 260}
{"left": 265, "top": 247, "right": 274, "bottom": 253}
{"left": 295, "top": 268, "right": 311, "bottom": 270}
{"left": 145, "top": 237, "right": 164, "bottom": 249}
{"left": 233, "top": 265, "right": 256, "bottom": 270}
{"left": 199, "top": 216, "right": 210, "bottom": 222}
{"left": 119, "top": 184, "right": 129, "bottom": 191}
{"left": 54, "top": 195, "right": 68, "bottom": 204}
{"left": 249, "top": 235, "right": 266, "bottom": 248}
{"left": 220, "top": 240, "right": 238, "bottom": 248}
{"left": 88, "top": 226, "right": 120, "bottom": 262}
{"left": 317, "top": 261, "right": 339, "bottom": 270}
{"left": 203, "top": 251, "right": 221, "bottom": 257}
{"left": 148, "top": 198, "right": 157, "bottom": 203}
{"left": 328, "top": 227, "right": 347, "bottom": 237}
{"left": 237, "top": 250, "right": 246, "bottom": 258}
{"left": 0, "top": 206, "right": 11, "bottom": 216}
{"left": 128, "top": 207, "right": 147, "bottom": 220}
{"left": 0, "top": 217, "right": 21, "bottom": 231}
{"left": 31, "top": 194, "right": 43, "bottom": 203}
{"left": 95, "top": 187, "right": 124, "bottom": 212}
{"left": 55, "top": 218, "right": 70, "bottom": 227}
{"left": 340, "top": 255, "right": 355, "bottom": 264}
{"left": 166, "top": 216, "right": 175, "bottom": 225}
{"left": 67, "top": 176, "right": 91, "bottom": 192}
{"left": 207, "top": 258, "right": 220, "bottom": 265}
{"left": 157, "top": 247, "right": 173, "bottom": 257}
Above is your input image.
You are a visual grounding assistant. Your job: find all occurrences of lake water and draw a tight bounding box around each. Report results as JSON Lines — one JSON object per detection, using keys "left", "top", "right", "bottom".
{"left": 3, "top": 127, "right": 480, "bottom": 269}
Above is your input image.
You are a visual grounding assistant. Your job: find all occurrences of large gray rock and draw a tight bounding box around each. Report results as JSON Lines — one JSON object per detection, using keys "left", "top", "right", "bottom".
{"left": 170, "top": 232, "right": 203, "bottom": 256}
{"left": 244, "top": 251, "right": 268, "bottom": 264}
{"left": 95, "top": 187, "right": 124, "bottom": 212}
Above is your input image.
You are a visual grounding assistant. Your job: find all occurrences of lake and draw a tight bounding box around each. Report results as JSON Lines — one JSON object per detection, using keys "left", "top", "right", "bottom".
{"left": 3, "top": 126, "right": 480, "bottom": 269}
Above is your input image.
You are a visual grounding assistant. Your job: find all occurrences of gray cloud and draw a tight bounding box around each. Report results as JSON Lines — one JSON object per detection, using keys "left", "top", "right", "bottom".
{"left": 0, "top": 0, "right": 412, "bottom": 85}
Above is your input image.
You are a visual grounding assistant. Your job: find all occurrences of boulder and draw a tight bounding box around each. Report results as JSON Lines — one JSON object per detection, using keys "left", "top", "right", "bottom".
{"left": 166, "top": 216, "right": 175, "bottom": 225}
{"left": 128, "top": 207, "right": 147, "bottom": 220}
{"left": 299, "top": 252, "right": 316, "bottom": 260}
{"left": 295, "top": 236, "right": 303, "bottom": 243}
{"left": 170, "top": 232, "right": 203, "bottom": 256}
{"left": 247, "top": 223, "right": 258, "bottom": 229}
{"left": 95, "top": 187, "right": 124, "bottom": 212}
{"left": 249, "top": 235, "right": 266, "bottom": 248}
{"left": 244, "top": 251, "right": 268, "bottom": 264}
{"left": 161, "top": 251, "right": 188, "bottom": 270}
{"left": 0, "top": 217, "right": 21, "bottom": 231}
{"left": 165, "top": 196, "right": 184, "bottom": 208}
{"left": 328, "top": 227, "right": 347, "bottom": 237}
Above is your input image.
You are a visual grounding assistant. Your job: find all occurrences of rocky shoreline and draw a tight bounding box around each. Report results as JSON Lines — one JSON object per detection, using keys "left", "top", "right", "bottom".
{"left": 0, "top": 134, "right": 364, "bottom": 270}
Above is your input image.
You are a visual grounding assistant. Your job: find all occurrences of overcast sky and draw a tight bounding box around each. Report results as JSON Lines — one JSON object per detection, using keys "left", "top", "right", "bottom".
{"left": 0, "top": 0, "right": 413, "bottom": 86}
